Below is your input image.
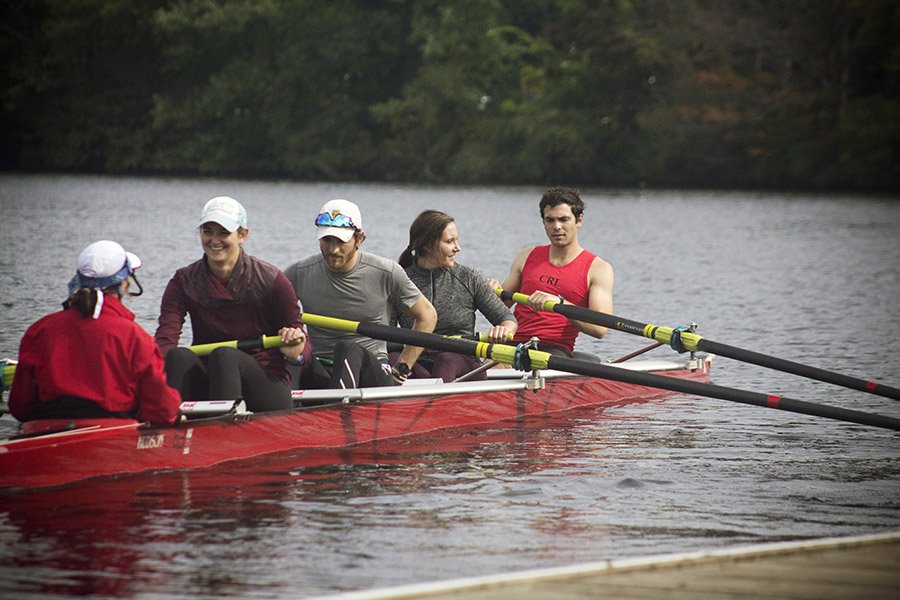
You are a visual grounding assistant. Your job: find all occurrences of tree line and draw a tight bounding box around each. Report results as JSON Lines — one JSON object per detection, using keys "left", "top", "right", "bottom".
{"left": 1, "top": 0, "right": 897, "bottom": 192}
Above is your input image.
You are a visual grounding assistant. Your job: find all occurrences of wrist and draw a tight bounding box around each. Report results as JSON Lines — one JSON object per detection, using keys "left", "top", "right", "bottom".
{"left": 284, "top": 353, "right": 304, "bottom": 366}
{"left": 395, "top": 362, "right": 411, "bottom": 377}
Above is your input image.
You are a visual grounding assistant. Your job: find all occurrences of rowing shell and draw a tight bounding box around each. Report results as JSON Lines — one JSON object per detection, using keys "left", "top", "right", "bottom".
{"left": 0, "top": 357, "right": 711, "bottom": 490}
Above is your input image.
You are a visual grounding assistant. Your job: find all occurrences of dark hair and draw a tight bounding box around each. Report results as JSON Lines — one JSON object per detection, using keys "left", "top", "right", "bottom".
{"left": 69, "top": 284, "right": 123, "bottom": 318}
{"left": 539, "top": 187, "right": 584, "bottom": 219}
{"left": 399, "top": 210, "right": 455, "bottom": 268}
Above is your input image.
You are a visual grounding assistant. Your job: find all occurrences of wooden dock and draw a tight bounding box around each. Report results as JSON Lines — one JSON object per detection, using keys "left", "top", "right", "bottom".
{"left": 310, "top": 531, "right": 900, "bottom": 600}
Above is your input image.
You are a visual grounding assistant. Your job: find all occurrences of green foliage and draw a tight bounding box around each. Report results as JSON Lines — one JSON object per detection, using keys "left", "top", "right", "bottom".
{"left": 1, "top": 0, "right": 896, "bottom": 191}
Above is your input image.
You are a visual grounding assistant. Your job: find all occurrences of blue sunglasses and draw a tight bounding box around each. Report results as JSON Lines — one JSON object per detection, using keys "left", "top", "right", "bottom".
{"left": 315, "top": 211, "right": 356, "bottom": 229}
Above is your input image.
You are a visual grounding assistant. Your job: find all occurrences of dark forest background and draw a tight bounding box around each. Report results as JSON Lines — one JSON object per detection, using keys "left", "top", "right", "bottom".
{"left": 1, "top": 0, "right": 897, "bottom": 192}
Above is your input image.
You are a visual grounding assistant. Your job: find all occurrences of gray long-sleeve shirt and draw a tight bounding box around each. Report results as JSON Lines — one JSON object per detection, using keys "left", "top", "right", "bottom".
{"left": 394, "top": 262, "right": 515, "bottom": 338}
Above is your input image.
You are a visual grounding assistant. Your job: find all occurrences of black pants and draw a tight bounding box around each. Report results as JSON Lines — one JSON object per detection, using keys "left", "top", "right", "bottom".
{"left": 164, "top": 347, "right": 292, "bottom": 412}
{"left": 27, "top": 397, "right": 136, "bottom": 420}
{"left": 297, "top": 341, "right": 392, "bottom": 389}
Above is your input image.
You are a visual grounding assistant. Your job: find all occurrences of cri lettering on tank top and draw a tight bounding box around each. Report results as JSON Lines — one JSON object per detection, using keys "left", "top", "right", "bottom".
{"left": 539, "top": 274, "right": 560, "bottom": 286}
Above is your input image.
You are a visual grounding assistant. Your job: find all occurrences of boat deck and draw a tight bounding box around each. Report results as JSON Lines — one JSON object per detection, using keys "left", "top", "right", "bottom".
{"left": 311, "top": 532, "right": 900, "bottom": 600}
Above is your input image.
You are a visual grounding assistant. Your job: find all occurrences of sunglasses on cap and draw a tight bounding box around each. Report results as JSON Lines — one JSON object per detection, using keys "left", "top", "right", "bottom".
{"left": 315, "top": 211, "right": 357, "bottom": 229}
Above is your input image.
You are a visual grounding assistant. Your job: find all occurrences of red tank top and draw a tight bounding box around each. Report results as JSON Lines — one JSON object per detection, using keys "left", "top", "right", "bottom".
{"left": 513, "top": 246, "right": 596, "bottom": 353}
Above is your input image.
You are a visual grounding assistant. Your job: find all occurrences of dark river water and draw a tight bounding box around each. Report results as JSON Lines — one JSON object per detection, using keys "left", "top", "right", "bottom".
{"left": 0, "top": 174, "right": 898, "bottom": 599}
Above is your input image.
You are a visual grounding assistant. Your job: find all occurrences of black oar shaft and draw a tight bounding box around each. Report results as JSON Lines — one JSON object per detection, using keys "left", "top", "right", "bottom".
{"left": 300, "top": 313, "right": 900, "bottom": 432}
{"left": 547, "top": 356, "right": 900, "bottom": 432}
{"left": 499, "top": 291, "right": 900, "bottom": 401}
{"left": 695, "top": 338, "right": 900, "bottom": 400}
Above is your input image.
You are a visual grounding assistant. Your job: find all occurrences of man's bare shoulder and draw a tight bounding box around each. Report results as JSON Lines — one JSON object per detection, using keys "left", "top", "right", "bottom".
{"left": 513, "top": 245, "right": 536, "bottom": 264}
{"left": 588, "top": 254, "right": 614, "bottom": 282}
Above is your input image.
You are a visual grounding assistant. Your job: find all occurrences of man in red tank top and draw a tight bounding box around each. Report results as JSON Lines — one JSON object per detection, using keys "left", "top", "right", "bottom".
{"left": 494, "top": 187, "right": 614, "bottom": 357}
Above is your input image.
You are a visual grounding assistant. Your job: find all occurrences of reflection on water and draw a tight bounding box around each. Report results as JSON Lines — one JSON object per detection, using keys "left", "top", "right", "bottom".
{"left": 1, "top": 401, "right": 897, "bottom": 599}
{"left": 1, "top": 175, "right": 898, "bottom": 598}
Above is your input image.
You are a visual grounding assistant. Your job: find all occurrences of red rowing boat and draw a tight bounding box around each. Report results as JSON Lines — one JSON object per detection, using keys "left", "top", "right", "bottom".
{"left": 0, "top": 357, "right": 711, "bottom": 490}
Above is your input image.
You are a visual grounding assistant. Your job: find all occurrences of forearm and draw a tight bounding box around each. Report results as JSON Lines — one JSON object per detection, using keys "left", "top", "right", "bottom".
{"left": 398, "top": 297, "right": 437, "bottom": 366}
{"left": 572, "top": 319, "right": 607, "bottom": 339}
{"left": 398, "top": 316, "right": 434, "bottom": 366}
{"left": 155, "top": 283, "right": 187, "bottom": 355}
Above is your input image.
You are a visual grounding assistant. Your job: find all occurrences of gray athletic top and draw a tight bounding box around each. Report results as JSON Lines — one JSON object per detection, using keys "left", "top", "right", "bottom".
{"left": 395, "top": 262, "right": 515, "bottom": 337}
{"left": 284, "top": 251, "right": 421, "bottom": 359}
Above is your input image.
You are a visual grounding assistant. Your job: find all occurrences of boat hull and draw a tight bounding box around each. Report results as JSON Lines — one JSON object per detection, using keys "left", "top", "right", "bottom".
{"left": 0, "top": 358, "right": 711, "bottom": 489}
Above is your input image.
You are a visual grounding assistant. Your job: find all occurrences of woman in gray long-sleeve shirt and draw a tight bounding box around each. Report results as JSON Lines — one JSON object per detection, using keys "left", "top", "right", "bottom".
{"left": 393, "top": 210, "right": 517, "bottom": 382}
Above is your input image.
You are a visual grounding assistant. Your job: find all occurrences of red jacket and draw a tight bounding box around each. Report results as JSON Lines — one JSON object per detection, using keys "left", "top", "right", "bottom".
{"left": 9, "top": 295, "right": 181, "bottom": 426}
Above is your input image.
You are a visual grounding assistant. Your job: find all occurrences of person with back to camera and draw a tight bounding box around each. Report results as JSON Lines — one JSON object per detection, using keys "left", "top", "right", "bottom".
{"left": 283, "top": 199, "right": 437, "bottom": 389}
{"left": 393, "top": 209, "right": 517, "bottom": 382}
{"left": 9, "top": 240, "right": 182, "bottom": 426}
{"left": 493, "top": 187, "right": 614, "bottom": 359}
{"left": 155, "top": 196, "right": 309, "bottom": 412}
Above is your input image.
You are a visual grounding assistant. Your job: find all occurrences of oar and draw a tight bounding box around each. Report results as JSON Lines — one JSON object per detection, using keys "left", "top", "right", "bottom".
{"left": 498, "top": 290, "right": 900, "bottom": 401}
{"left": 1, "top": 335, "right": 293, "bottom": 389}
{"left": 2, "top": 361, "right": 13, "bottom": 391}
{"left": 187, "top": 334, "right": 290, "bottom": 357}
{"left": 610, "top": 341, "right": 665, "bottom": 364}
{"left": 386, "top": 331, "right": 512, "bottom": 354}
{"left": 453, "top": 360, "right": 499, "bottom": 382}
{"left": 300, "top": 313, "right": 900, "bottom": 431}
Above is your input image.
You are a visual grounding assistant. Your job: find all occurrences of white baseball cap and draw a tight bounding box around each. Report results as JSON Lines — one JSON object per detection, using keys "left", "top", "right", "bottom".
{"left": 198, "top": 196, "right": 248, "bottom": 232}
{"left": 315, "top": 199, "right": 362, "bottom": 242}
{"left": 68, "top": 240, "right": 142, "bottom": 294}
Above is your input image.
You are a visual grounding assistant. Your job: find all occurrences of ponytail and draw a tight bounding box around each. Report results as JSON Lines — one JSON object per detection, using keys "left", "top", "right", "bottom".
{"left": 68, "top": 282, "right": 123, "bottom": 318}
{"left": 398, "top": 246, "right": 415, "bottom": 268}
{"left": 70, "top": 287, "right": 100, "bottom": 318}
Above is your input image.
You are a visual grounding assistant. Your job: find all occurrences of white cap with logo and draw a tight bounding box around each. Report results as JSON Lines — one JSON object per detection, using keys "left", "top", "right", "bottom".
{"left": 198, "top": 196, "right": 248, "bottom": 232}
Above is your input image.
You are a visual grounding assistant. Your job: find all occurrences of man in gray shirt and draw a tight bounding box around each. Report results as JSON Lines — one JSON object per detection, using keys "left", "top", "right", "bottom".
{"left": 284, "top": 199, "right": 437, "bottom": 388}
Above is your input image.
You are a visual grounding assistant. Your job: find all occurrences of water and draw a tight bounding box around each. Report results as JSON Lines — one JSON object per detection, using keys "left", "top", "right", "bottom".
{"left": 0, "top": 174, "right": 898, "bottom": 599}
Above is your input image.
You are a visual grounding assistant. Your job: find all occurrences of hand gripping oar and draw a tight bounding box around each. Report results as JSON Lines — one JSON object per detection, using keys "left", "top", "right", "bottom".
{"left": 1, "top": 335, "right": 293, "bottom": 390}
{"left": 498, "top": 290, "right": 900, "bottom": 401}
{"left": 300, "top": 313, "right": 900, "bottom": 431}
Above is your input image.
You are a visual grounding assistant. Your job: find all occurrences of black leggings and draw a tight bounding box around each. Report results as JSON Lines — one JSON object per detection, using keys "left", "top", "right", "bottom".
{"left": 164, "top": 347, "right": 292, "bottom": 412}
{"left": 298, "top": 341, "right": 392, "bottom": 389}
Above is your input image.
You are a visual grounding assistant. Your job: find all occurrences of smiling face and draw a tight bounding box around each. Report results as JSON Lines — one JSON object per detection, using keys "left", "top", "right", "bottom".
{"left": 420, "top": 221, "right": 460, "bottom": 269}
{"left": 318, "top": 232, "right": 362, "bottom": 272}
{"left": 200, "top": 222, "right": 246, "bottom": 267}
{"left": 541, "top": 203, "right": 582, "bottom": 247}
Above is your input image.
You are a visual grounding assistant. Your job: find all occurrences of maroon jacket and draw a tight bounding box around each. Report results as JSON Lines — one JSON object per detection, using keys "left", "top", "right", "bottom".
{"left": 155, "top": 251, "right": 309, "bottom": 382}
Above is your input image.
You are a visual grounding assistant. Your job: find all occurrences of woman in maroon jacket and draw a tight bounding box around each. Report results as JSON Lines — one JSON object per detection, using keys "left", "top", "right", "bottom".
{"left": 10, "top": 240, "right": 181, "bottom": 426}
{"left": 155, "top": 196, "right": 309, "bottom": 412}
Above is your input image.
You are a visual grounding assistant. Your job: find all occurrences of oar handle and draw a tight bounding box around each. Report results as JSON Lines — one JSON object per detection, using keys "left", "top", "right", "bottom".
{"left": 497, "top": 289, "right": 704, "bottom": 350}
{"left": 2, "top": 361, "right": 14, "bottom": 391}
{"left": 187, "top": 335, "right": 289, "bottom": 357}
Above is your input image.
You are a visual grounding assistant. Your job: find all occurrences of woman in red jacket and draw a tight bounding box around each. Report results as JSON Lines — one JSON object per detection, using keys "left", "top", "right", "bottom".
{"left": 9, "top": 240, "right": 182, "bottom": 426}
